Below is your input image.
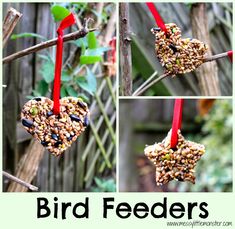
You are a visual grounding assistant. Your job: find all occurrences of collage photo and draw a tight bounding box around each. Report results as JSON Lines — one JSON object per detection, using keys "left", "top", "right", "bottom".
{"left": 2, "top": 1, "right": 233, "bottom": 197}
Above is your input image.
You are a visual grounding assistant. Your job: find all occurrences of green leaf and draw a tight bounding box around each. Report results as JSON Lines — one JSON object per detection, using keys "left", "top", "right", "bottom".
{"left": 85, "top": 47, "right": 111, "bottom": 56}
{"left": 11, "top": 33, "right": 47, "bottom": 41}
{"left": 80, "top": 55, "right": 102, "bottom": 64}
{"left": 61, "top": 72, "right": 71, "bottom": 82}
{"left": 76, "top": 77, "right": 94, "bottom": 95}
{"left": 32, "top": 90, "right": 41, "bottom": 97}
{"left": 36, "top": 79, "right": 49, "bottom": 96}
{"left": 77, "top": 93, "right": 89, "bottom": 103}
{"left": 50, "top": 5, "right": 70, "bottom": 22}
{"left": 40, "top": 61, "right": 54, "bottom": 83}
{"left": 70, "top": 37, "right": 88, "bottom": 48}
{"left": 86, "top": 67, "right": 97, "bottom": 93}
{"left": 87, "top": 32, "right": 97, "bottom": 49}
{"left": 66, "top": 85, "right": 78, "bottom": 97}
{"left": 37, "top": 54, "right": 51, "bottom": 61}
{"left": 61, "top": 85, "right": 68, "bottom": 98}
{"left": 26, "top": 95, "right": 36, "bottom": 100}
{"left": 76, "top": 77, "right": 91, "bottom": 93}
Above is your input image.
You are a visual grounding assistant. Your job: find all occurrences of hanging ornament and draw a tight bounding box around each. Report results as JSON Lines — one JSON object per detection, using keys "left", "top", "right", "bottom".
{"left": 146, "top": 3, "right": 208, "bottom": 76}
{"left": 21, "top": 97, "right": 89, "bottom": 156}
{"left": 21, "top": 13, "right": 90, "bottom": 156}
{"left": 151, "top": 23, "right": 208, "bottom": 76}
{"left": 144, "top": 99, "right": 206, "bottom": 185}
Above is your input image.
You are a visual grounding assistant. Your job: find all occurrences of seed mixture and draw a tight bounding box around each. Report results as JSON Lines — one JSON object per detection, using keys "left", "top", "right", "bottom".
{"left": 151, "top": 23, "right": 208, "bottom": 76}
{"left": 144, "top": 130, "right": 205, "bottom": 185}
{"left": 21, "top": 97, "right": 89, "bottom": 156}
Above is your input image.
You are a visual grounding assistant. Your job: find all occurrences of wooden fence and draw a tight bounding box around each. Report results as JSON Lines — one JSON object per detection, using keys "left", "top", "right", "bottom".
{"left": 130, "top": 3, "right": 232, "bottom": 96}
{"left": 3, "top": 3, "right": 116, "bottom": 192}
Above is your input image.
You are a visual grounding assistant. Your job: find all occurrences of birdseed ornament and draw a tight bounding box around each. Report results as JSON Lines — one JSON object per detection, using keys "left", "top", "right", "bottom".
{"left": 21, "top": 97, "right": 89, "bottom": 156}
{"left": 21, "top": 13, "right": 90, "bottom": 156}
{"left": 151, "top": 23, "right": 208, "bottom": 76}
{"left": 144, "top": 130, "right": 205, "bottom": 185}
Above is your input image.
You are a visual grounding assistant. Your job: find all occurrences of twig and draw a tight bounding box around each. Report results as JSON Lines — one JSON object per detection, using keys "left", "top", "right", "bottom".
{"left": 3, "top": 28, "right": 97, "bottom": 64}
{"left": 3, "top": 171, "right": 38, "bottom": 191}
{"left": 133, "top": 51, "right": 230, "bottom": 96}
{"left": 71, "top": 9, "right": 83, "bottom": 30}
{"left": 132, "top": 71, "right": 158, "bottom": 96}
{"left": 133, "top": 50, "right": 231, "bottom": 96}
{"left": 133, "top": 73, "right": 169, "bottom": 96}
{"left": 203, "top": 52, "right": 231, "bottom": 62}
{"left": 120, "top": 3, "right": 132, "bottom": 96}
{"left": 3, "top": 8, "right": 22, "bottom": 48}
{"left": 104, "top": 5, "right": 117, "bottom": 44}
{"left": 95, "top": 3, "right": 104, "bottom": 28}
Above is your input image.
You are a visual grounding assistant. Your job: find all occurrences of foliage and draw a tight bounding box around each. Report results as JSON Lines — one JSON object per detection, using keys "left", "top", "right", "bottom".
{"left": 91, "top": 177, "right": 116, "bottom": 192}
{"left": 11, "top": 33, "right": 47, "bottom": 41}
{"left": 50, "top": 5, "right": 70, "bottom": 22}
{"left": 14, "top": 3, "right": 112, "bottom": 102}
{"left": 168, "top": 100, "right": 232, "bottom": 192}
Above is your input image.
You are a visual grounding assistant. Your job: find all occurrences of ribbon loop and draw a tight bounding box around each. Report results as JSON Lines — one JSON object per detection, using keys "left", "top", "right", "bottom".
{"left": 146, "top": 2, "right": 167, "bottom": 33}
{"left": 58, "top": 13, "right": 76, "bottom": 32}
{"left": 53, "top": 13, "right": 75, "bottom": 115}
{"left": 170, "top": 99, "right": 184, "bottom": 149}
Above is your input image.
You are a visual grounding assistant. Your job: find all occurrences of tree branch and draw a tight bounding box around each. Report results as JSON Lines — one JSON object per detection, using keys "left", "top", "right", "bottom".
{"left": 132, "top": 71, "right": 158, "bottom": 96}
{"left": 203, "top": 52, "right": 231, "bottom": 62}
{"left": 133, "top": 73, "right": 169, "bottom": 96}
{"left": 191, "top": 3, "right": 220, "bottom": 96}
{"left": 132, "top": 51, "right": 231, "bottom": 96}
{"left": 120, "top": 3, "right": 132, "bottom": 96}
{"left": 3, "top": 28, "right": 97, "bottom": 64}
{"left": 3, "top": 7, "right": 22, "bottom": 48}
{"left": 3, "top": 171, "right": 38, "bottom": 191}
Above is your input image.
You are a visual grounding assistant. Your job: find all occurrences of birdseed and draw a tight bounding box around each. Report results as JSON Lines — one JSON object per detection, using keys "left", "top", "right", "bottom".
{"left": 144, "top": 130, "right": 205, "bottom": 185}
{"left": 21, "top": 97, "right": 89, "bottom": 156}
{"left": 151, "top": 23, "right": 208, "bottom": 76}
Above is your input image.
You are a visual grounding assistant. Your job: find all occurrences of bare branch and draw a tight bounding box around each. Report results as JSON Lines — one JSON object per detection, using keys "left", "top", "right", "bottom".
{"left": 132, "top": 71, "right": 158, "bottom": 96}
{"left": 3, "top": 171, "right": 38, "bottom": 191}
{"left": 95, "top": 3, "right": 104, "bottom": 28}
{"left": 120, "top": 3, "right": 132, "bottom": 96}
{"left": 133, "top": 73, "right": 169, "bottom": 96}
{"left": 3, "top": 7, "right": 22, "bottom": 48}
{"left": 132, "top": 51, "right": 231, "bottom": 96}
{"left": 203, "top": 52, "right": 231, "bottom": 62}
{"left": 3, "top": 28, "right": 97, "bottom": 64}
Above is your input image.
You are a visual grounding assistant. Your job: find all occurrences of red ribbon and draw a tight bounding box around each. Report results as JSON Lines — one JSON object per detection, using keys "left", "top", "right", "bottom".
{"left": 146, "top": 2, "right": 167, "bottom": 33}
{"left": 227, "top": 50, "right": 233, "bottom": 62}
{"left": 53, "top": 13, "right": 75, "bottom": 115}
{"left": 170, "top": 99, "right": 184, "bottom": 149}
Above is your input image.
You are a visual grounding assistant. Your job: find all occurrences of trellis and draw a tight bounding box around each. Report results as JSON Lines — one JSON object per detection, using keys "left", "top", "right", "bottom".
{"left": 3, "top": 3, "right": 116, "bottom": 192}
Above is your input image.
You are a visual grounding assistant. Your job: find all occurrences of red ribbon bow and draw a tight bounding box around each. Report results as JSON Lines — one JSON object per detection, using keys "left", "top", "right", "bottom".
{"left": 53, "top": 13, "right": 75, "bottom": 115}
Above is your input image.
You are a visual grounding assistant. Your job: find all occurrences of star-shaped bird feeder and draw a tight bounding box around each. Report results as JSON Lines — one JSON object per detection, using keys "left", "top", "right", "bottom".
{"left": 144, "top": 130, "right": 205, "bottom": 185}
